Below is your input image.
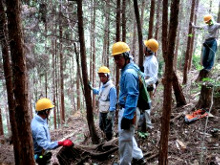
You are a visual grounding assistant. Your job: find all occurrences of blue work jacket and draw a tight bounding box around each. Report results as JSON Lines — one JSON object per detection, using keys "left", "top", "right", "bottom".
{"left": 31, "top": 115, "right": 58, "bottom": 154}
{"left": 119, "top": 63, "right": 140, "bottom": 120}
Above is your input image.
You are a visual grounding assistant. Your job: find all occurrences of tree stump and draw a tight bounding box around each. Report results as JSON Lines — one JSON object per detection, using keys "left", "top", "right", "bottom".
{"left": 195, "top": 82, "right": 213, "bottom": 109}
{"left": 213, "top": 85, "right": 220, "bottom": 109}
{"left": 57, "top": 139, "right": 118, "bottom": 165}
{"left": 195, "top": 69, "right": 210, "bottom": 82}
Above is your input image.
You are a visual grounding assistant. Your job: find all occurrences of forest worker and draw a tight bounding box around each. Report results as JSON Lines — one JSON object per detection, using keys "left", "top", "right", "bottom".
{"left": 31, "top": 98, "right": 73, "bottom": 165}
{"left": 191, "top": 14, "right": 220, "bottom": 71}
{"left": 111, "top": 41, "right": 146, "bottom": 165}
{"left": 88, "top": 66, "right": 117, "bottom": 141}
{"left": 142, "top": 38, "right": 159, "bottom": 129}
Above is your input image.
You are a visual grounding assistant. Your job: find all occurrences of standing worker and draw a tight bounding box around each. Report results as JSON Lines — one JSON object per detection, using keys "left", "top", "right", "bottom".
{"left": 89, "top": 66, "right": 117, "bottom": 141}
{"left": 31, "top": 98, "right": 73, "bottom": 165}
{"left": 191, "top": 14, "right": 220, "bottom": 71}
{"left": 142, "top": 38, "right": 159, "bottom": 129}
{"left": 111, "top": 41, "right": 146, "bottom": 165}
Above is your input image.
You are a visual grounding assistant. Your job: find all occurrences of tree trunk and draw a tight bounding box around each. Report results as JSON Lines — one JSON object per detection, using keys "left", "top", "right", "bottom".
{"left": 5, "top": 0, "right": 35, "bottom": 164}
{"left": 209, "top": 0, "right": 212, "bottom": 13}
{"left": 131, "top": 20, "right": 137, "bottom": 61}
{"left": 115, "top": 0, "right": 121, "bottom": 96}
{"left": 0, "top": 1, "right": 21, "bottom": 163}
{"left": 217, "top": 1, "right": 220, "bottom": 23}
{"left": 148, "top": 0, "right": 155, "bottom": 39}
{"left": 52, "top": 39, "right": 57, "bottom": 129}
{"left": 154, "top": 0, "right": 161, "bottom": 40}
{"left": 76, "top": 0, "right": 100, "bottom": 144}
{"left": 189, "top": 0, "right": 199, "bottom": 70}
{"left": 172, "top": 72, "right": 187, "bottom": 107}
{"left": 89, "top": 0, "right": 96, "bottom": 112}
{"left": 183, "top": 0, "right": 196, "bottom": 84}
{"left": 74, "top": 43, "right": 83, "bottom": 112}
{"left": 0, "top": 108, "right": 4, "bottom": 136}
{"left": 140, "top": 0, "right": 146, "bottom": 28}
{"left": 174, "top": 25, "right": 180, "bottom": 70}
{"left": 159, "top": 0, "right": 180, "bottom": 164}
{"left": 133, "top": 0, "right": 144, "bottom": 67}
{"left": 92, "top": 0, "right": 96, "bottom": 113}
{"left": 59, "top": 4, "right": 65, "bottom": 125}
{"left": 102, "top": 0, "right": 110, "bottom": 66}
{"left": 122, "top": 0, "right": 126, "bottom": 42}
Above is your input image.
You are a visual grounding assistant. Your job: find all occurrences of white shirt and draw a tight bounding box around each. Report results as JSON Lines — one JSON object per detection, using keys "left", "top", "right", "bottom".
{"left": 192, "top": 22, "right": 220, "bottom": 40}
{"left": 143, "top": 55, "right": 158, "bottom": 86}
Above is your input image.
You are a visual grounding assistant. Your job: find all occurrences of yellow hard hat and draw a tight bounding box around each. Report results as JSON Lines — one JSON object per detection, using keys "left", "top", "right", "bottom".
{"left": 111, "top": 41, "right": 130, "bottom": 56}
{"left": 204, "top": 14, "right": 212, "bottom": 23}
{"left": 35, "top": 98, "right": 54, "bottom": 111}
{"left": 144, "top": 38, "right": 159, "bottom": 52}
{"left": 98, "top": 66, "right": 110, "bottom": 74}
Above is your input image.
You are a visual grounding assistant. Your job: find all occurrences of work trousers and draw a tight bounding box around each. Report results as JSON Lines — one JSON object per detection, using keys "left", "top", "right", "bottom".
{"left": 202, "top": 39, "right": 217, "bottom": 70}
{"left": 118, "top": 108, "right": 143, "bottom": 165}
{"left": 99, "top": 112, "right": 114, "bottom": 140}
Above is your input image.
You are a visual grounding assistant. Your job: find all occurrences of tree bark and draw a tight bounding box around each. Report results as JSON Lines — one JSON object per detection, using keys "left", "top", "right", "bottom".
{"left": 59, "top": 4, "right": 65, "bottom": 124}
{"left": 133, "top": 0, "right": 144, "bottom": 67}
{"left": 189, "top": 0, "right": 199, "bottom": 70}
{"left": 52, "top": 39, "right": 57, "bottom": 129}
{"left": 183, "top": 0, "right": 196, "bottom": 84}
{"left": 159, "top": 0, "right": 180, "bottom": 164}
{"left": 131, "top": 20, "right": 137, "bottom": 61}
{"left": 76, "top": 0, "right": 100, "bottom": 144}
{"left": 217, "top": 1, "right": 220, "bottom": 23}
{"left": 195, "top": 83, "right": 213, "bottom": 109}
{"left": 148, "top": 0, "right": 155, "bottom": 39}
{"left": 172, "top": 72, "right": 187, "bottom": 107}
{"left": 154, "top": 0, "right": 161, "bottom": 40}
{"left": 74, "top": 42, "right": 82, "bottom": 112}
{"left": 0, "top": 1, "right": 21, "bottom": 163}
{"left": 115, "top": 0, "right": 121, "bottom": 96}
{"left": 0, "top": 108, "right": 3, "bottom": 136}
{"left": 122, "top": 0, "right": 126, "bottom": 42}
{"left": 5, "top": 0, "right": 35, "bottom": 164}
{"left": 102, "top": 0, "right": 110, "bottom": 66}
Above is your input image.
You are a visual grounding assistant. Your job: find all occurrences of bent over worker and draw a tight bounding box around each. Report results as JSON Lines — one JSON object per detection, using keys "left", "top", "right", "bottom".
{"left": 191, "top": 14, "right": 220, "bottom": 71}
{"left": 142, "top": 38, "right": 159, "bottom": 129}
{"left": 89, "top": 66, "right": 117, "bottom": 141}
{"left": 111, "top": 41, "right": 146, "bottom": 165}
{"left": 31, "top": 98, "right": 73, "bottom": 165}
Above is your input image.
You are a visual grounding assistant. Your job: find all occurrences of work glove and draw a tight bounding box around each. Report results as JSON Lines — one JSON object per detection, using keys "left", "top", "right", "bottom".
{"left": 58, "top": 139, "right": 74, "bottom": 147}
{"left": 121, "top": 117, "right": 132, "bottom": 130}
{"left": 107, "top": 111, "right": 114, "bottom": 120}
{"left": 88, "top": 81, "right": 93, "bottom": 90}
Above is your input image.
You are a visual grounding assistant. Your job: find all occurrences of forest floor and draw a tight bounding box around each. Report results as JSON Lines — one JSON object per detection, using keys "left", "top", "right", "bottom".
{"left": 0, "top": 68, "right": 219, "bottom": 165}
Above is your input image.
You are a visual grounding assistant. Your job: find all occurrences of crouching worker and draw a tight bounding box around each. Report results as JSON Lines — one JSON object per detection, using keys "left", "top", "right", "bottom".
{"left": 31, "top": 98, "right": 73, "bottom": 165}
{"left": 88, "top": 66, "right": 117, "bottom": 141}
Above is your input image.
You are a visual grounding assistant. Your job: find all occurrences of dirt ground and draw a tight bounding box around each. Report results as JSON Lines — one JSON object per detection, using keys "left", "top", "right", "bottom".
{"left": 0, "top": 70, "right": 219, "bottom": 165}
